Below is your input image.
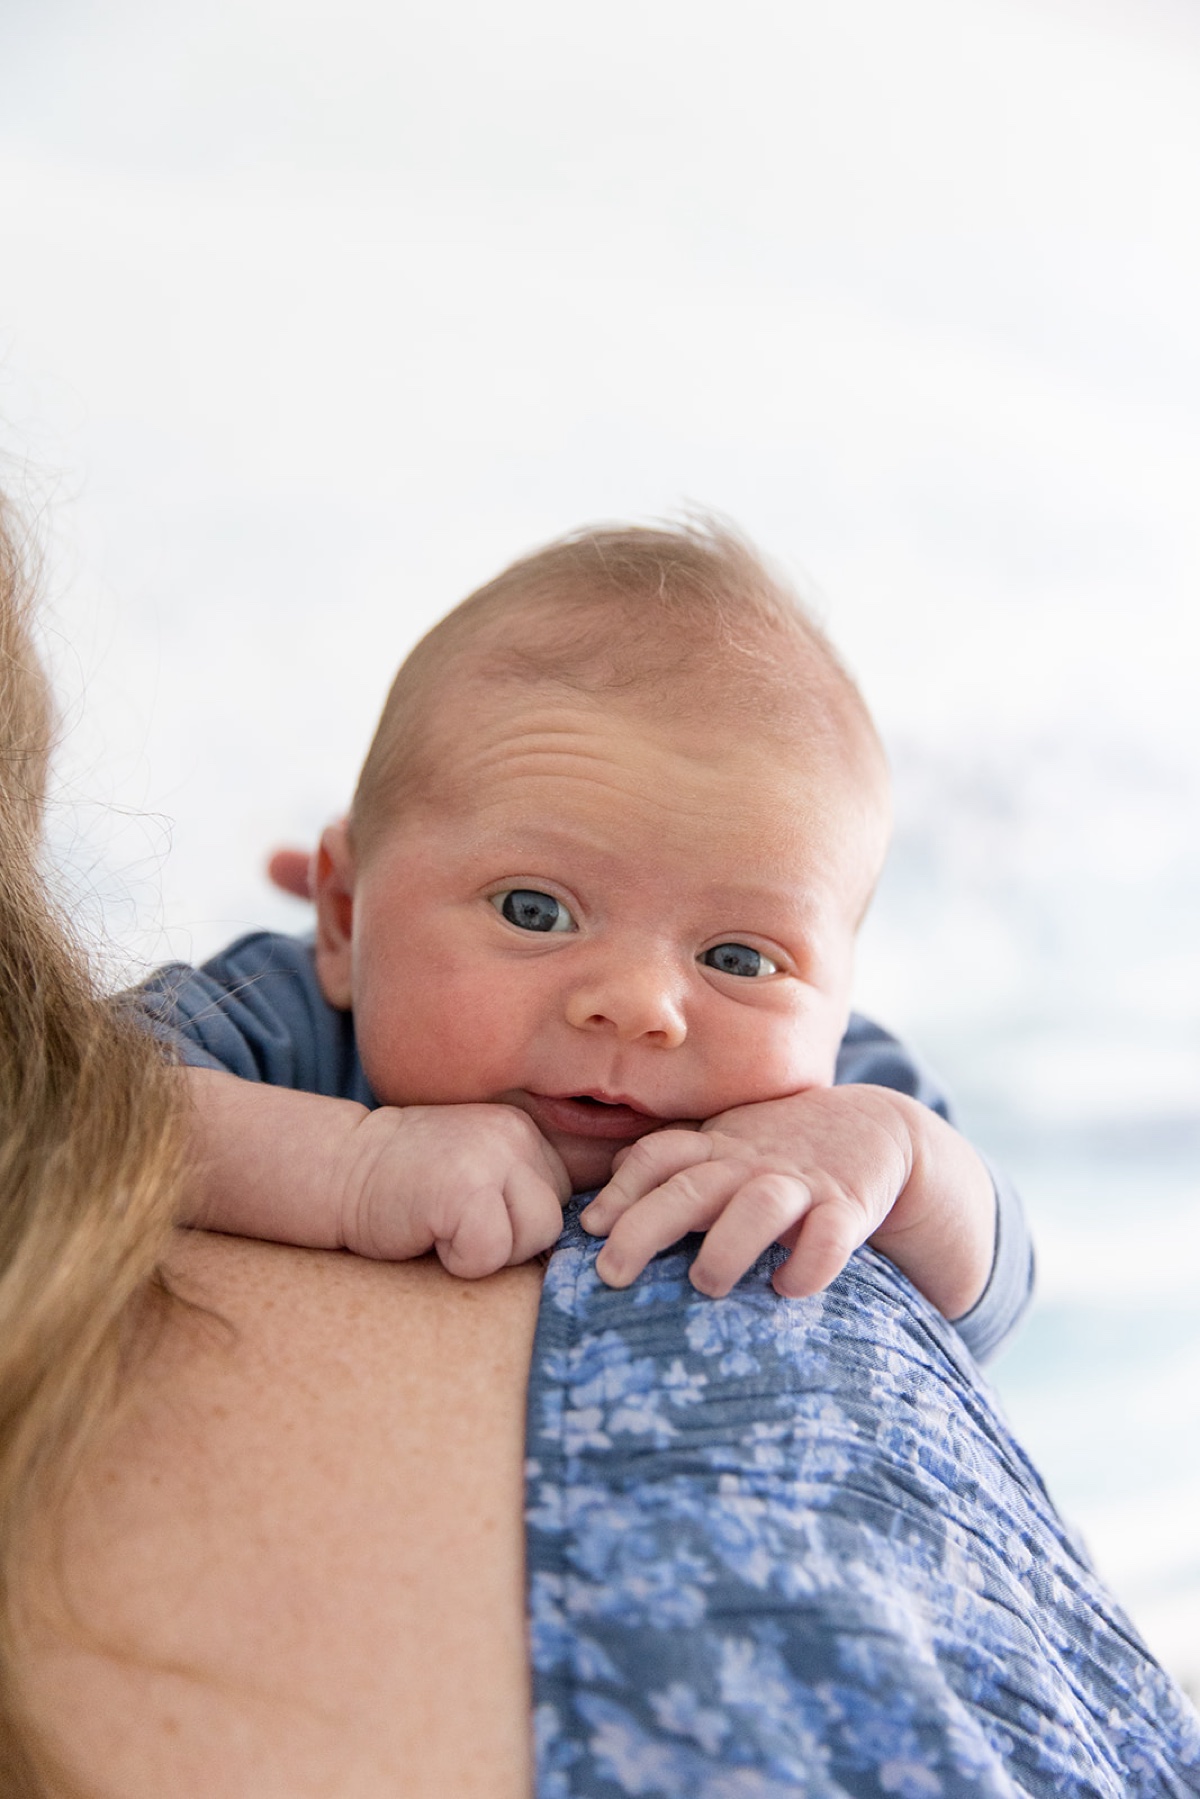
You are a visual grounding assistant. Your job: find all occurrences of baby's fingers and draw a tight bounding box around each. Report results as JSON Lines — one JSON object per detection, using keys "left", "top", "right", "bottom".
{"left": 436, "top": 1185, "right": 518, "bottom": 1279}
{"left": 594, "top": 1159, "right": 740, "bottom": 1289}
{"left": 771, "top": 1188, "right": 871, "bottom": 1299}
{"left": 581, "top": 1130, "right": 714, "bottom": 1235}
{"left": 437, "top": 1170, "right": 563, "bottom": 1278}
{"left": 686, "top": 1172, "right": 813, "bottom": 1298}
{"left": 502, "top": 1164, "right": 569, "bottom": 1265}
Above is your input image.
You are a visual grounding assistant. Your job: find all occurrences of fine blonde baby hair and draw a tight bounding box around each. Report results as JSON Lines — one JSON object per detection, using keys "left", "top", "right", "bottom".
{"left": 350, "top": 515, "right": 886, "bottom": 855}
{"left": 0, "top": 493, "right": 185, "bottom": 1794}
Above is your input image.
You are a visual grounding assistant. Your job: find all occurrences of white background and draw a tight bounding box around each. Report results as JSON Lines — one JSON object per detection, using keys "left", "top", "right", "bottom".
{"left": 2, "top": 0, "right": 1198, "bottom": 1684}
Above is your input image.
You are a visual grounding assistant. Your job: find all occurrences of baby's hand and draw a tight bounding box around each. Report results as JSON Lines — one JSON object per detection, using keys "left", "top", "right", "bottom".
{"left": 341, "top": 1102, "right": 571, "bottom": 1278}
{"left": 579, "top": 1086, "right": 994, "bottom": 1317}
{"left": 580, "top": 1086, "right": 913, "bottom": 1298}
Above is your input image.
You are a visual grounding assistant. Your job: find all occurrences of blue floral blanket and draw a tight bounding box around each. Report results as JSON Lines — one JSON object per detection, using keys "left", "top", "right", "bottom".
{"left": 526, "top": 1205, "right": 1200, "bottom": 1797}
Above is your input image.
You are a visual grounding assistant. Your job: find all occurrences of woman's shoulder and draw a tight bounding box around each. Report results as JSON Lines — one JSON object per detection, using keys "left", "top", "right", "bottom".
{"left": 18, "top": 1233, "right": 543, "bottom": 1798}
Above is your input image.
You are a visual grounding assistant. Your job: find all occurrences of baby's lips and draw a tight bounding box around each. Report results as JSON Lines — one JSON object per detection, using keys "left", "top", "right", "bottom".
{"left": 519, "top": 1092, "right": 665, "bottom": 1142}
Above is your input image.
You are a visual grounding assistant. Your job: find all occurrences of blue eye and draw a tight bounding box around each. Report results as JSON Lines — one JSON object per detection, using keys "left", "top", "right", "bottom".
{"left": 492, "top": 889, "right": 575, "bottom": 934}
{"left": 701, "top": 942, "right": 778, "bottom": 979}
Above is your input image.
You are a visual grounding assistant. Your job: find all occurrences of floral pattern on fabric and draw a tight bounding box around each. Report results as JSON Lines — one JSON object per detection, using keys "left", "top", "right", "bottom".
{"left": 526, "top": 1204, "right": 1200, "bottom": 1797}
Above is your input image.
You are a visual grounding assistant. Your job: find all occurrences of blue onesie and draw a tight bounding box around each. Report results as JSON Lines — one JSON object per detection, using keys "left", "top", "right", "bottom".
{"left": 139, "top": 928, "right": 1033, "bottom": 1363}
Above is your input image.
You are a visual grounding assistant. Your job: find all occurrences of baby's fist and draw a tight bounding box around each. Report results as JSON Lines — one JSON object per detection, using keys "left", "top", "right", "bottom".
{"left": 343, "top": 1103, "right": 571, "bottom": 1277}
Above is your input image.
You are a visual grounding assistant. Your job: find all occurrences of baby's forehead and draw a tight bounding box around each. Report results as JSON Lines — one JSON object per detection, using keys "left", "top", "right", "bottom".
{"left": 422, "top": 679, "right": 828, "bottom": 776}
{"left": 405, "top": 684, "right": 889, "bottom": 870}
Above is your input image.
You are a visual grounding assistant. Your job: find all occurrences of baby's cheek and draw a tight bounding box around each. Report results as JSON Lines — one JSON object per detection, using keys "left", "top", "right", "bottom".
{"left": 723, "top": 1010, "right": 841, "bottom": 1103}
{"left": 352, "top": 999, "right": 423, "bottom": 1105}
{"left": 356, "top": 1003, "right": 499, "bottom": 1109}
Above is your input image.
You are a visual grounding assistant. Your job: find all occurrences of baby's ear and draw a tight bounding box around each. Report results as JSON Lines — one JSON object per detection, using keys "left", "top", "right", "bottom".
{"left": 313, "top": 818, "right": 355, "bottom": 1010}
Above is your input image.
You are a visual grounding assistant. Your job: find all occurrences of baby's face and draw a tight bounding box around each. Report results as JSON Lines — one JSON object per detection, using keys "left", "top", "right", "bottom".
{"left": 319, "top": 692, "right": 885, "bottom": 1192}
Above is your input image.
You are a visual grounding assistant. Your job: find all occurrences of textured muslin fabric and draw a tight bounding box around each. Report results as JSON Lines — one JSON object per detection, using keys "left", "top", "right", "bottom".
{"left": 526, "top": 1204, "right": 1200, "bottom": 1797}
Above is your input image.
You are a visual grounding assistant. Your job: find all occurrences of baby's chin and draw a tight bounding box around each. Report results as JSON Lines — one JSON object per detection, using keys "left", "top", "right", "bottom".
{"left": 551, "top": 1125, "right": 684, "bottom": 1196}
{"left": 554, "top": 1135, "right": 626, "bottom": 1195}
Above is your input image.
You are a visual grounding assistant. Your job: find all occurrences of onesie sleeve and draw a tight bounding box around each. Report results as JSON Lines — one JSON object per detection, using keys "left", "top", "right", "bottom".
{"left": 836, "top": 1012, "right": 1034, "bottom": 1362}
{"left": 135, "top": 930, "right": 376, "bottom": 1107}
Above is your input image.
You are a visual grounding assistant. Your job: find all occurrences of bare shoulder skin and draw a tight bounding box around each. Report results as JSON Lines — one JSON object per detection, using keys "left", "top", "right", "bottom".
{"left": 16, "top": 1231, "right": 542, "bottom": 1799}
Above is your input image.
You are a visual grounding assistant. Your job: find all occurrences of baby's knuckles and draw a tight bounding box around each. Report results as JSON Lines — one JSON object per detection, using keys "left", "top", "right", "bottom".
{"left": 434, "top": 1184, "right": 518, "bottom": 1278}
{"left": 591, "top": 1127, "right": 710, "bottom": 1221}
{"left": 343, "top": 1101, "right": 567, "bottom": 1262}
{"left": 705, "top": 1084, "right": 917, "bottom": 1196}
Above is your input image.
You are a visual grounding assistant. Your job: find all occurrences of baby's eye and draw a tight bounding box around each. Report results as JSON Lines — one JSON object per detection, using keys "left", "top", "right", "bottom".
{"left": 701, "top": 942, "right": 779, "bottom": 979}
{"left": 491, "top": 889, "right": 576, "bottom": 934}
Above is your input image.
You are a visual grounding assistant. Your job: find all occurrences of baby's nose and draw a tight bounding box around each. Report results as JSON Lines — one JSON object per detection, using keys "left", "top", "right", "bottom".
{"left": 563, "top": 957, "right": 687, "bottom": 1048}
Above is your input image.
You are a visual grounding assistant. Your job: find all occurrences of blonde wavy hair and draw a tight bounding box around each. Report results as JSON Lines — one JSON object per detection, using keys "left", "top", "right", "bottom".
{"left": 0, "top": 494, "right": 185, "bottom": 1792}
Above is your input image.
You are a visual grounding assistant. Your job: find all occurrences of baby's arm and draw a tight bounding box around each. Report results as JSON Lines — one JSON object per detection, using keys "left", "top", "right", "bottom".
{"left": 138, "top": 932, "right": 565, "bottom": 1275}
{"left": 580, "top": 1086, "right": 994, "bottom": 1319}
{"left": 183, "top": 1068, "right": 569, "bottom": 1277}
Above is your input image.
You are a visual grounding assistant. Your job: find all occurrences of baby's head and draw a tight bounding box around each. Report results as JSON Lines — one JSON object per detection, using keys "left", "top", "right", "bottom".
{"left": 315, "top": 519, "right": 891, "bottom": 1189}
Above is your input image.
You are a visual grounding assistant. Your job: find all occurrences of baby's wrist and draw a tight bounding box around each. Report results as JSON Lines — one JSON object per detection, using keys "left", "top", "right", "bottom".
{"left": 338, "top": 1104, "right": 423, "bottom": 1258}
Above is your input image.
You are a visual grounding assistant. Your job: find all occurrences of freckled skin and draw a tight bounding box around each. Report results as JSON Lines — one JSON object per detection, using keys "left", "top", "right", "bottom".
{"left": 317, "top": 693, "right": 889, "bottom": 1193}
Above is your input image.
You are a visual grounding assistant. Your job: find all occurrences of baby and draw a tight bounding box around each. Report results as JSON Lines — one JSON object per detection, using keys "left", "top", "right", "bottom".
{"left": 146, "top": 520, "right": 1030, "bottom": 1346}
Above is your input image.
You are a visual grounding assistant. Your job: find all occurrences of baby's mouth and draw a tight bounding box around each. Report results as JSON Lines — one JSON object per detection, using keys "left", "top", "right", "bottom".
{"left": 519, "top": 1091, "right": 666, "bottom": 1142}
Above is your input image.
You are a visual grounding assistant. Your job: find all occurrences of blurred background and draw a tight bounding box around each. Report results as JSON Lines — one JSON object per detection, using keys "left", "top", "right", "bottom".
{"left": 2, "top": 0, "right": 1198, "bottom": 1685}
